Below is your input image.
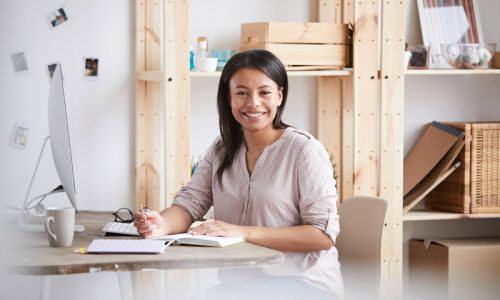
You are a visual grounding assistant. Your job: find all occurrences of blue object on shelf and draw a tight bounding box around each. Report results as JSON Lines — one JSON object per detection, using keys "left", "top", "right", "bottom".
{"left": 189, "top": 47, "right": 195, "bottom": 71}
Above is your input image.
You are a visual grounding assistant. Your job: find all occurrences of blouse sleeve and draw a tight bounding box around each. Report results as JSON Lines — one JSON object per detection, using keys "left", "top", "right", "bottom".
{"left": 172, "top": 138, "right": 219, "bottom": 222}
{"left": 297, "top": 138, "right": 340, "bottom": 243}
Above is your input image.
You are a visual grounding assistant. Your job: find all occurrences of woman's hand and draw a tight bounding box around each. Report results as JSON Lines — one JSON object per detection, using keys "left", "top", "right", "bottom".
{"left": 189, "top": 220, "right": 248, "bottom": 240}
{"left": 133, "top": 210, "right": 167, "bottom": 239}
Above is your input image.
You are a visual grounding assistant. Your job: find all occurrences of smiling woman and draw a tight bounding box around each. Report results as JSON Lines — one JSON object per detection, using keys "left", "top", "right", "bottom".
{"left": 134, "top": 49, "right": 343, "bottom": 300}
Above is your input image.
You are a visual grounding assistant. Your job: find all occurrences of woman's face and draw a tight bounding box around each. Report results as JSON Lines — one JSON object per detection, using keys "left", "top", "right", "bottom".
{"left": 228, "top": 68, "right": 283, "bottom": 135}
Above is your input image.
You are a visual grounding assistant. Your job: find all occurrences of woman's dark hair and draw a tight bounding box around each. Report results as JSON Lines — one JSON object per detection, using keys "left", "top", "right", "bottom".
{"left": 215, "top": 49, "right": 289, "bottom": 186}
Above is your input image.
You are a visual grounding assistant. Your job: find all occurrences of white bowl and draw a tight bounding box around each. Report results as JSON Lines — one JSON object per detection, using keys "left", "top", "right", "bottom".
{"left": 195, "top": 57, "right": 218, "bottom": 72}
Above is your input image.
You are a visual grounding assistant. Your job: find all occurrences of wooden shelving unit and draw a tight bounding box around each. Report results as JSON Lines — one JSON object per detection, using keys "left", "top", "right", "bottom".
{"left": 405, "top": 69, "right": 500, "bottom": 75}
{"left": 190, "top": 69, "right": 353, "bottom": 77}
{"left": 135, "top": 0, "right": 405, "bottom": 298}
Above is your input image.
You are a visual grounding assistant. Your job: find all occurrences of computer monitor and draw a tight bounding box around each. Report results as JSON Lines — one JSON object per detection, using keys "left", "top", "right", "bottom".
{"left": 47, "top": 64, "right": 78, "bottom": 211}
{"left": 20, "top": 64, "right": 82, "bottom": 232}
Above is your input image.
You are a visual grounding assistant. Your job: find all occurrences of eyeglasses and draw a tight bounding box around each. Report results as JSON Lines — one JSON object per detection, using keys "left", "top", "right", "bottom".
{"left": 112, "top": 207, "right": 134, "bottom": 223}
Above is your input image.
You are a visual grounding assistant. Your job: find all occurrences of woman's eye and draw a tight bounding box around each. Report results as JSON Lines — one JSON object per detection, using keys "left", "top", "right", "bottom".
{"left": 235, "top": 91, "right": 247, "bottom": 96}
{"left": 260, "top": 91, "right": 271, "bottom": 96}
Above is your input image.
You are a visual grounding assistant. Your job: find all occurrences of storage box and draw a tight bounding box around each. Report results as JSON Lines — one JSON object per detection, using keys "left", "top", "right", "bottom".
{"left": 410, "top": 239, "right": 500, "bottom": 300}
{"left": 240, "top": 22, "right": 348, "bottom": 68}
{"left": 426, "top": 122, "right": 500, "bottom": 213}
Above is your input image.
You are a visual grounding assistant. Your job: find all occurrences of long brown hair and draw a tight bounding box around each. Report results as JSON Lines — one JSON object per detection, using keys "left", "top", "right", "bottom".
{"left": 215, "top": 49, "right": 289, "bottom": 186}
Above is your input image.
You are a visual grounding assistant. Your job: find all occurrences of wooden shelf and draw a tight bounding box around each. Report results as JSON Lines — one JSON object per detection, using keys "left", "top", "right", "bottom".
{"left": 138, "top": 70, "right": 353, "bottom": 80}
{"left": 405, "top": 69, "right": 500, "bottom": 75}
{"left": 191, "top": 69, "right": 353, "bottom": 77}
{"left": 403, "top": 209, "right": 500, "bottom": 221}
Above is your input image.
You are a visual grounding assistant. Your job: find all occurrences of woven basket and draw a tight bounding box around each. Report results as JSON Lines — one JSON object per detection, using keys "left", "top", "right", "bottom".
{"left": 426, "top": 122, "right": 500, "bottom": 213}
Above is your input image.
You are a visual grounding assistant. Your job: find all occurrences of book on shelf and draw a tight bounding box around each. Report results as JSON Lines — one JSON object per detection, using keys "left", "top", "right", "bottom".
{"left": 403, "top": 121, "right": 466, "bottom": 213}
{"left": 403, "top": 121, "right": 464, "bottom": 196}
{"left": 155, "top": 233, "right": 244, "bottom": 248}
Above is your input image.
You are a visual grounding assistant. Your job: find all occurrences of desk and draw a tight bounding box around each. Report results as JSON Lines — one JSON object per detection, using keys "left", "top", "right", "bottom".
{"left": 7, "top": 211, "right": 284, "bottom": 275}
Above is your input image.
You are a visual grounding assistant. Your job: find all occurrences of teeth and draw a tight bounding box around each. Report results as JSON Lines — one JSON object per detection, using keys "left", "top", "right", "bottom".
{"left": 245, "top": 112, "right": 264, "bottom": 118}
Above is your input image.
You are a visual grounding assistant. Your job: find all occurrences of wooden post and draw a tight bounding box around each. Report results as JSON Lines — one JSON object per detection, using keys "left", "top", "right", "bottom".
{"left": 342, "top": 0, "right": 355, "bottom": 201}
{"left": 380, "top": 1, "right": 405, "bottom": 299}
{"left": 353, "top": 1, "right": 379, "bottom": 196}
{"left": 317, "top": 0, "right": 344, "bottom": 199}
{"left": 164, "top": 0, "right": 190, "bottom": 207}
{"left": 317, "top": 77, "right": 342, "bottom": 196}
{"left": 135, "top": 0, "right": 161, "bottom": 212}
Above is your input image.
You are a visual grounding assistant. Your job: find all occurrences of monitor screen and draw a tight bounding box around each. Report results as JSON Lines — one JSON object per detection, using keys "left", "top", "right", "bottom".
{"left": 48, "top": 64, "right": 77, "bottom": 210}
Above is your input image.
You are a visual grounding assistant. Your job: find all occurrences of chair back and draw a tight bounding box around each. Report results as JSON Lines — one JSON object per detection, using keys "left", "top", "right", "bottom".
{"left": 336, "top": 196, "right": 389, "bottom": 300}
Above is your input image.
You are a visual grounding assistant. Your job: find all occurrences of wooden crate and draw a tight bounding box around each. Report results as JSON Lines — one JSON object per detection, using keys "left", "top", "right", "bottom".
{"left": 240, "top": 22, "right": 348, "bottom": 68}
{"left": 426, "top": 122, "right": 500, "bottom": 213}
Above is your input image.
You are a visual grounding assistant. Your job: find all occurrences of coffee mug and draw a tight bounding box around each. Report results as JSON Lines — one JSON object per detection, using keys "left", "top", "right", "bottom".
{"left": 44, "top": 207, "right": 75, "bottom": 247}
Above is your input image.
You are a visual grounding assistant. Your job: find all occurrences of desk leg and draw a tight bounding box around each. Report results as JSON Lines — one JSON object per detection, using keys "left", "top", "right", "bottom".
{"left": 117, "top": 272, "right": 134, "bottom": 300}
{"left": 40, "top": 276, "right": 50, "bottom": 300}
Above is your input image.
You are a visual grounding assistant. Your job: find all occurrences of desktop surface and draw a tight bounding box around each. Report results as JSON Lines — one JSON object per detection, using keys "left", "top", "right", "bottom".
{"left": 6, "top": 211, "right": 284, "bottom": 276}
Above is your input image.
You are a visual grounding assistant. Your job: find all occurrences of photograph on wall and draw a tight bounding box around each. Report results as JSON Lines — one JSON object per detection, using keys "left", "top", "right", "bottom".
{"left": 11, "top": 51, "right": 29, "bottom": 74}
{"left": 10, "top": 122, "right": 30, "bottom": 149}
{"left": 46, "top": 6, "right": 69, "bottom": 29}
{"left": 46, "top": 62, "right": 59, "bottom": 80}
{"left": 417, "top": 0, "right": 484, "bottom": 68}
{"left": 84, "top": 57, "right": 99, "bottom": 79}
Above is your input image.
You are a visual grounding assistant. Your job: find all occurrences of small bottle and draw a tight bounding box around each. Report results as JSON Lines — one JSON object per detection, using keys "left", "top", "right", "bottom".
{"left": 197, "top": 36, "right": 208, "bottom": 58}
{"left": 189, "top": 46, "right": 195, "bottom": 71}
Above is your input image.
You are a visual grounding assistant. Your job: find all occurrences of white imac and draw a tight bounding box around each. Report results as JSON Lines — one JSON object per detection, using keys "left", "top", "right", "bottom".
{"left": 20, "top": 64, "right": 84, "bottom": 232}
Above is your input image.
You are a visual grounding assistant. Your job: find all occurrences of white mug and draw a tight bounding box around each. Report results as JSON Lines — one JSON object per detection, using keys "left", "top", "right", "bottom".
{"left": 44, "top": 207, "right": 75, "bottom": 247}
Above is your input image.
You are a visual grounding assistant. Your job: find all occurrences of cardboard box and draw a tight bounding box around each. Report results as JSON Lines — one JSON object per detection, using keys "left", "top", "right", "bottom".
{"left": 240, "top": 22, "right": 348, "bottom": 68}
{"left": 410, "top": 239, "right": 500, "bottom": 300}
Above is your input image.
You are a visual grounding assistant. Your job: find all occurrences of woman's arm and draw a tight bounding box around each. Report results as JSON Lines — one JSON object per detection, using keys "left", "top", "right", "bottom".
{"left": 134, "top": 205, "right": 192, "bottom": 239}
{"left": 190, "top": 221, "right": 333, "bottom": 252}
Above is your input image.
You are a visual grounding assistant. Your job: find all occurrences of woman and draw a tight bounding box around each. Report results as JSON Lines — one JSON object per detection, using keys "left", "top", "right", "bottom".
{"left": 134, "top": 49, "right": 342, "bottom": 299}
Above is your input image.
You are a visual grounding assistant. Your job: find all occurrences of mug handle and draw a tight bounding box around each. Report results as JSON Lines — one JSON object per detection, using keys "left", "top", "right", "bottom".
{"left": 44, "top": 216, "right": 57, "bottom": 243}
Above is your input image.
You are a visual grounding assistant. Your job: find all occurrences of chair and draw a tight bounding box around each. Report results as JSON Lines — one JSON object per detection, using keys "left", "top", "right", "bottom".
{"left": 336, "top": 196, "right": 389, "bottom": 300}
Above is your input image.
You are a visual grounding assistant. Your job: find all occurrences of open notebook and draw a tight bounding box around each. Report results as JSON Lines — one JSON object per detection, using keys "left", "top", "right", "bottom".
{"left": 86, "top": 234, "right": 244, "bottom": 254}
{"left": 155, "top": 233, "right": 244, "bottom": 247}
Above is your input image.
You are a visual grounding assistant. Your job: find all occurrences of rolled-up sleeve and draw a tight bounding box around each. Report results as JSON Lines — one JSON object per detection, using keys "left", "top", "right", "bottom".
{"left": 297, "top": 139, "right": 340, "bottom": 243}
{"left": 173, "top": 139, "right": 219, "bottom": 222}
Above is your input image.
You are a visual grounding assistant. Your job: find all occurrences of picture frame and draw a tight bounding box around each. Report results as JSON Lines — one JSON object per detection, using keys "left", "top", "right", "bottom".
{"left": 10, "top": 122, "right": 31, "bottom": 149}
{"left": 417, "top": 0, "right": 484, "bottom": 68}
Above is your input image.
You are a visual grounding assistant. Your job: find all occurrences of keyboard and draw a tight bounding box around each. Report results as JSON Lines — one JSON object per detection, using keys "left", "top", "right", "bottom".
{"left": 101, "top": 221, "right": 139, "bottom": 236}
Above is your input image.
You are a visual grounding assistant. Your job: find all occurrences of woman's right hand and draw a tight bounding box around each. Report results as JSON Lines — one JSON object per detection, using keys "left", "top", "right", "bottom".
{"left": 133, "top": 210, "right": 166, "bottom": 239}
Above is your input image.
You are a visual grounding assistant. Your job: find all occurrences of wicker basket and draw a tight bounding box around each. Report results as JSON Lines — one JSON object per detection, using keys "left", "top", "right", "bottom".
{"left": 426, "top": 122, "right": 500, "bottom": 213}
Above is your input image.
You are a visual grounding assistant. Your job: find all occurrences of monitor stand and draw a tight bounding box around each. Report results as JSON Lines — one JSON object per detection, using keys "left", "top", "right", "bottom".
{"left": 18, "top": 213, "right": 85, "bottom": 233}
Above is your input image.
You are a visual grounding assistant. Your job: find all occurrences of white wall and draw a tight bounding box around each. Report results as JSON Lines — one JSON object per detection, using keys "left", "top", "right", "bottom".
{"left": 0, "top": 0, "right": 134, "bottom": 212}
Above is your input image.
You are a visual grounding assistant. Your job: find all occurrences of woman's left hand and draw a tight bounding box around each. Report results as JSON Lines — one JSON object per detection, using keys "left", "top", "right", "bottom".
{"left": 189, "top": 220, "right": 248, "bottom": 240}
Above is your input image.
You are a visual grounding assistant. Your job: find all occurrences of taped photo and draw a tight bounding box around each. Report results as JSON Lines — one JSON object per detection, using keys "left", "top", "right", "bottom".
{"left": 11, "top": 51, "right": 29, "bottom": 74}
{"left": 84, "top": 57, "right": 99, "bottom": 79}
{"left": 46, "top": 7, "right": 69, "bottom": 29}
{"left": 10, "top": 122, "right": 30, "bottom": 149}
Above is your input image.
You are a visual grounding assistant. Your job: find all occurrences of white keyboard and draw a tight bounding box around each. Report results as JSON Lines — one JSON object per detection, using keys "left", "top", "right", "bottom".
{"left": 101, "top": 221, "right": 139, "bottom": 236}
